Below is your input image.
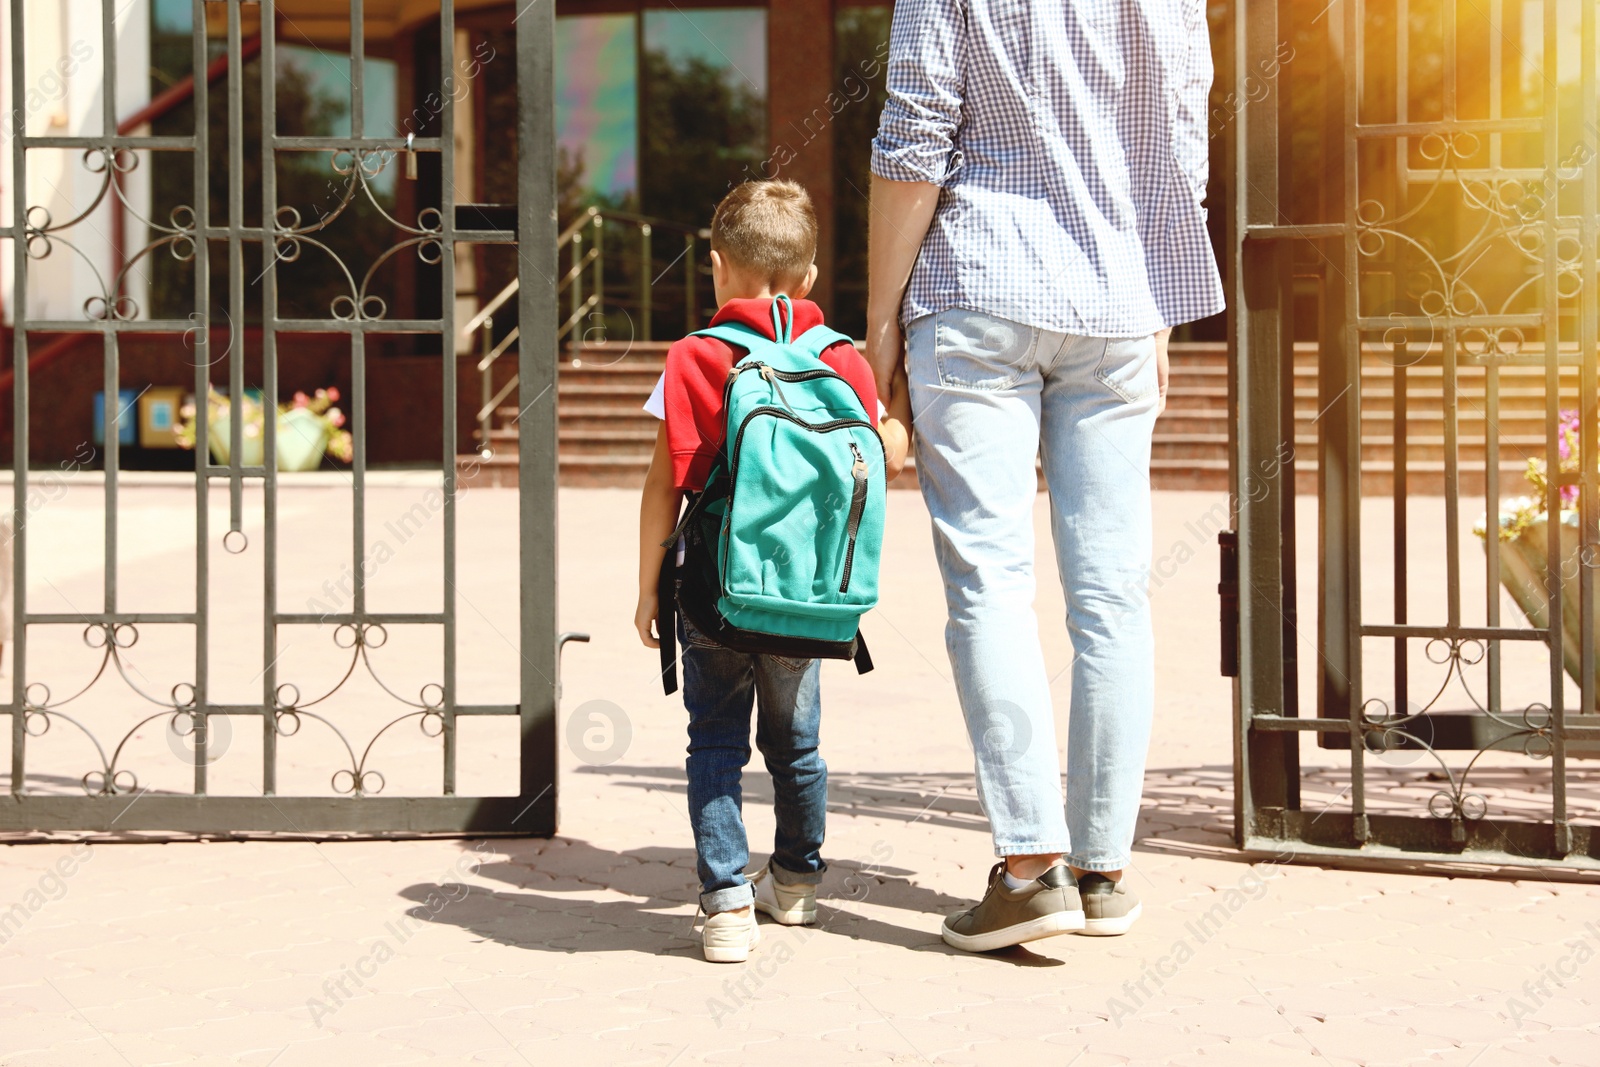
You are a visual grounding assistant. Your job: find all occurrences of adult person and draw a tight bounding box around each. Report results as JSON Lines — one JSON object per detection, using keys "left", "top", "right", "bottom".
{"left": 865, "top": 0, "right": 1224, "bottom": 951}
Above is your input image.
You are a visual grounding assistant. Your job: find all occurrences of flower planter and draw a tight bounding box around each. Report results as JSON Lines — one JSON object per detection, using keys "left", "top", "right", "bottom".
{"left": 207, "top": 407, "right": 329, "bottom": 472}
{"left": 189, "top": 387, "right": 348, "bottom": 472}
{"left": 1480, "top": 508, "right": 1599, "bottom": 708}
{"left": 276, "top": 408, "right": 331, "bottom": 471}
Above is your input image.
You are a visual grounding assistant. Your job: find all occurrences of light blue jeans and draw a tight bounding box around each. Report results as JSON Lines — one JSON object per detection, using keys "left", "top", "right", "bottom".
{"left": 906, "top": 308, "right": 1160, "bottom": 872}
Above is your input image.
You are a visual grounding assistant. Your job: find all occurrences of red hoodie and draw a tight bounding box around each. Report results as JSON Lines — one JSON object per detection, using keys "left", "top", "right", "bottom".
{"left": 661, "top": 297, "right": 878, "bottom": 491}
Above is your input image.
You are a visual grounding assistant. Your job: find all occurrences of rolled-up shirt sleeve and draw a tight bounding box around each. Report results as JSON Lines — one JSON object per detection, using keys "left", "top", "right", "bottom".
{"left": 1171, "top": 0, "right": 1213, "bottom": 209}
{"left": 870, "top": 0, "right": 968, "bottom": 185}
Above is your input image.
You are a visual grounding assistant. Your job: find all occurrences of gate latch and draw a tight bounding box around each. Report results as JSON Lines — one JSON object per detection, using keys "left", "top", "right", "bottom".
{"left": 1218, "top": 531, "right": 1240, "bottom": 678}
{"left": 556, "top": 631, "right": 591, "bottom": 701}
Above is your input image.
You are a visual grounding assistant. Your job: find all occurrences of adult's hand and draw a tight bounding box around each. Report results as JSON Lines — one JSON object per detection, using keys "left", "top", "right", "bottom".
{"left": 863, "top": 315, "right": 906, "bottom": 414}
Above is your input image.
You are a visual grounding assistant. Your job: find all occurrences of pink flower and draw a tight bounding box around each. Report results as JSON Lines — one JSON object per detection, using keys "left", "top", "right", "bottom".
{"left": 293, "top": 391, "right": 310, "bottom": 408}
{"left": 327, "top": 407, "right": 345, "bottom": 428}
{"left": 325, "top": 386, "right": 341, "bottom": 402}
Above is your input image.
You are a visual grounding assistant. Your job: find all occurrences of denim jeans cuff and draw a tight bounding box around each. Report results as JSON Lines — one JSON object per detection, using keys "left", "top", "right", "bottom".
{"left": 701, "top": 882, "right": 754, "bottom": 914}
{"left": 768, "top": 858, "right": 826, "bottom": 887}
{"left": 993, "top": 843, "right": 1072, "bottom": 859}
{"left": 1064, "top": 853, "right": 1129, "bottom": 873}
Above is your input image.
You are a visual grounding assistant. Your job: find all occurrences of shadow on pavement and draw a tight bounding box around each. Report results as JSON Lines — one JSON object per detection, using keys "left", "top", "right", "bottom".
{"left": 396, "top": 835, "right": 1064, "bottom": 966}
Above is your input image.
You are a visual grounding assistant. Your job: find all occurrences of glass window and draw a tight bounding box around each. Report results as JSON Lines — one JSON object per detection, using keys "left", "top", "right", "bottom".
{"left": 832, "top": 5, "right": 891, "bottom": 339}
{"left": 276, "top": 46, "right": 397, "bottom": 140}
{"left": 556, "top": 15, "right": 639, "bottom": 212}
{"left": 639, "top": 8, "right": 767, "bottom": 229}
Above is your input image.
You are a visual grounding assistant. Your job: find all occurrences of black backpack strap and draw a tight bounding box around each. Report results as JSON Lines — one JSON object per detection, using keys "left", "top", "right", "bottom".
{"left": 853, "top": 631, "right": 874, "bottom": 675}
{"left": 658, "top": 544, "right": 679, "bottom": 696}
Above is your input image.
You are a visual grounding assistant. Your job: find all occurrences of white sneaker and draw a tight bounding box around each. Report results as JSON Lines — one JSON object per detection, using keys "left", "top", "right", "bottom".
{"left": 750, "top": 864, "right": 817, "bottom": 926}
{"left": 701, "top": 907, "right": 760, "bottom": 963}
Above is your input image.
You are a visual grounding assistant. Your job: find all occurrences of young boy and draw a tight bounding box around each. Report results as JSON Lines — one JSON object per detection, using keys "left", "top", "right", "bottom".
{"left": 634, "top": 180, "right": 910, "bottom": 963}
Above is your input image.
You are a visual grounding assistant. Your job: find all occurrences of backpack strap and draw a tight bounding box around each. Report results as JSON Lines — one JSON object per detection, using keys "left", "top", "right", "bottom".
{"left": 658, "top": 543, "right": 679, "bottom": 696}
{"left": 771, "top": 293, "right": 794, "bottom": 342}
{"left": 691, "top": 322, "right": 783, "bottom": 365}
{"left": 853, "top": 631, "right": 874, "bottom": 674}
{"left": 792, "top": 324, "right": 856, "bottom": 361}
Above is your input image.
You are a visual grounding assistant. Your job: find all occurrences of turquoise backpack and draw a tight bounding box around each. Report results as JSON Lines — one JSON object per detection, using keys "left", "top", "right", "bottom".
{"left": 658, "top": 296, "right": 886, "bottom": 694}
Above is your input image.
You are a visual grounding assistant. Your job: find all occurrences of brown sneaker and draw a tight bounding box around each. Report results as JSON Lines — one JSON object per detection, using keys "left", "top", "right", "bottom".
{"left": 1076, "top": 872, "right": 1142, "bottom": 936}
{"left": 940, "top": 863, "right": 1084, "bottom": 952}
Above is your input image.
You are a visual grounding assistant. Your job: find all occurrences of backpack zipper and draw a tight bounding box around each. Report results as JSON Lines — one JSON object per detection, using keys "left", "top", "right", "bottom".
{"left": 722, "top": 406, "right": 881, "bottom": 590}
{"left": 839, "top": 443, "right": 870, "bottom": 594}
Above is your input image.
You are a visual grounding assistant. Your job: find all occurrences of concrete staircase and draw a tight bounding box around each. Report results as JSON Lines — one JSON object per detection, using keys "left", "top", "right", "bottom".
{"left": 461, "top": 340, "right": 1568, "bottom": 497}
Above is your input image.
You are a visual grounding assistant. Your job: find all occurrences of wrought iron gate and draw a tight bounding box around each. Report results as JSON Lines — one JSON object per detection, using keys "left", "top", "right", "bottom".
{"left": 1230, "top": 0, "right": 1600, "bottom": 866}
{"left": 1, "top": 0, "right": 561, "bottom": 835}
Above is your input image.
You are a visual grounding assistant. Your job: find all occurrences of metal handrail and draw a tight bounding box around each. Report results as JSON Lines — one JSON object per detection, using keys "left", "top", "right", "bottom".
{"left": 459, "top": 276, "right": 518, "bottom": 341}
{"left": 464, "top": 206, "right": 710, "bottom": 454}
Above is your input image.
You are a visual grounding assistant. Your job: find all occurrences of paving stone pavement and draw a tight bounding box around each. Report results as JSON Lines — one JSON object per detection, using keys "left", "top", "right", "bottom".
{"left": 1, "top": 485, "right": 1598, "bottom": 1066}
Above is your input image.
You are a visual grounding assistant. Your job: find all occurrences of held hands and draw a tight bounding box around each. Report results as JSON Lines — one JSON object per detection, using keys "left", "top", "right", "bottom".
{"left": 634, "top": 590, "right": 661, "bottom": 649}
{"left": 877, "top": 361, "right": 913, "bottom": 481}
{"left": 864, "top": 316, "right": 904, "bottom": 415}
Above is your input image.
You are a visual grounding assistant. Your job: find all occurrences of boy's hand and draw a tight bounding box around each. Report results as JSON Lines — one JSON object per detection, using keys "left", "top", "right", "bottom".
{"left": 877, "top": 361, "right": 914, "bottom": 481}
{"left": 634, "top": 591, "right": 661, "bottom": 649}
{"left": 878, "top": 416, "right": 910, "bottom": 481}
{"left": 1155, "top": 327, "right": 1171, "bottom": 415}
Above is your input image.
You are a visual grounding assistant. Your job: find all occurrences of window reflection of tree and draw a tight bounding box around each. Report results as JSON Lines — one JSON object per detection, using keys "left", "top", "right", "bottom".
{"left": 639, "top": 50, "right": 764, "bottom": 230}
{"left": 832, "top": 6, "right": 891, "bottom": 339}
{"left": 148, "top": 47, "right": 402, "bottom": 325}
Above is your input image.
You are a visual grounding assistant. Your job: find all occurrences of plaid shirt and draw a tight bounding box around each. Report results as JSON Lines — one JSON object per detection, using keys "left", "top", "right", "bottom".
{"left": 870, "top": 0, "right": 1224, "bottom": 336}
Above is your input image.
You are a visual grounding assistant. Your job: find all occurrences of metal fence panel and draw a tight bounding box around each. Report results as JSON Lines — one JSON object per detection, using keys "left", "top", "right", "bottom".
{"left": 1231, "top": 0, "right": 1600, "bottom": 869}
{"left": 0, "top": 0, "right": 557, "bottom": 836}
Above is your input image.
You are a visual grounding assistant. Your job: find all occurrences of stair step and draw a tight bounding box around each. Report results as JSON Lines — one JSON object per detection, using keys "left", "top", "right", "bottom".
{"left": 560, "top": 413, "right": 659, "bottom": 433}
{"left": 458, "top": 339, "right": 1592, "bottom": 494}
{"left": 557, "top": 403, "right": 655, "bottom": 421}
{"left": 559, "top": 427, "right": 658, "bottom": 443}
{"left": 560, "top": 369, "right": 664, "bottom": 388}
{"left": 1154, "top": 416, "right": 1233, "bottom": 435}
{"left": 559, "top": 427, "right": 660, "bottom": 456}
{"left": 563, "top": 454, "right": 651, "bottom": 468}
{"left": 559, "top": 382, "right": 658, "bottom": 398}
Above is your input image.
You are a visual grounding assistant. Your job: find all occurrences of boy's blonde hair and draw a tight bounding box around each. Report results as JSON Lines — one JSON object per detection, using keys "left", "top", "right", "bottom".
{"left": 710, "top": 180, "right": 817, "bottom": 289}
